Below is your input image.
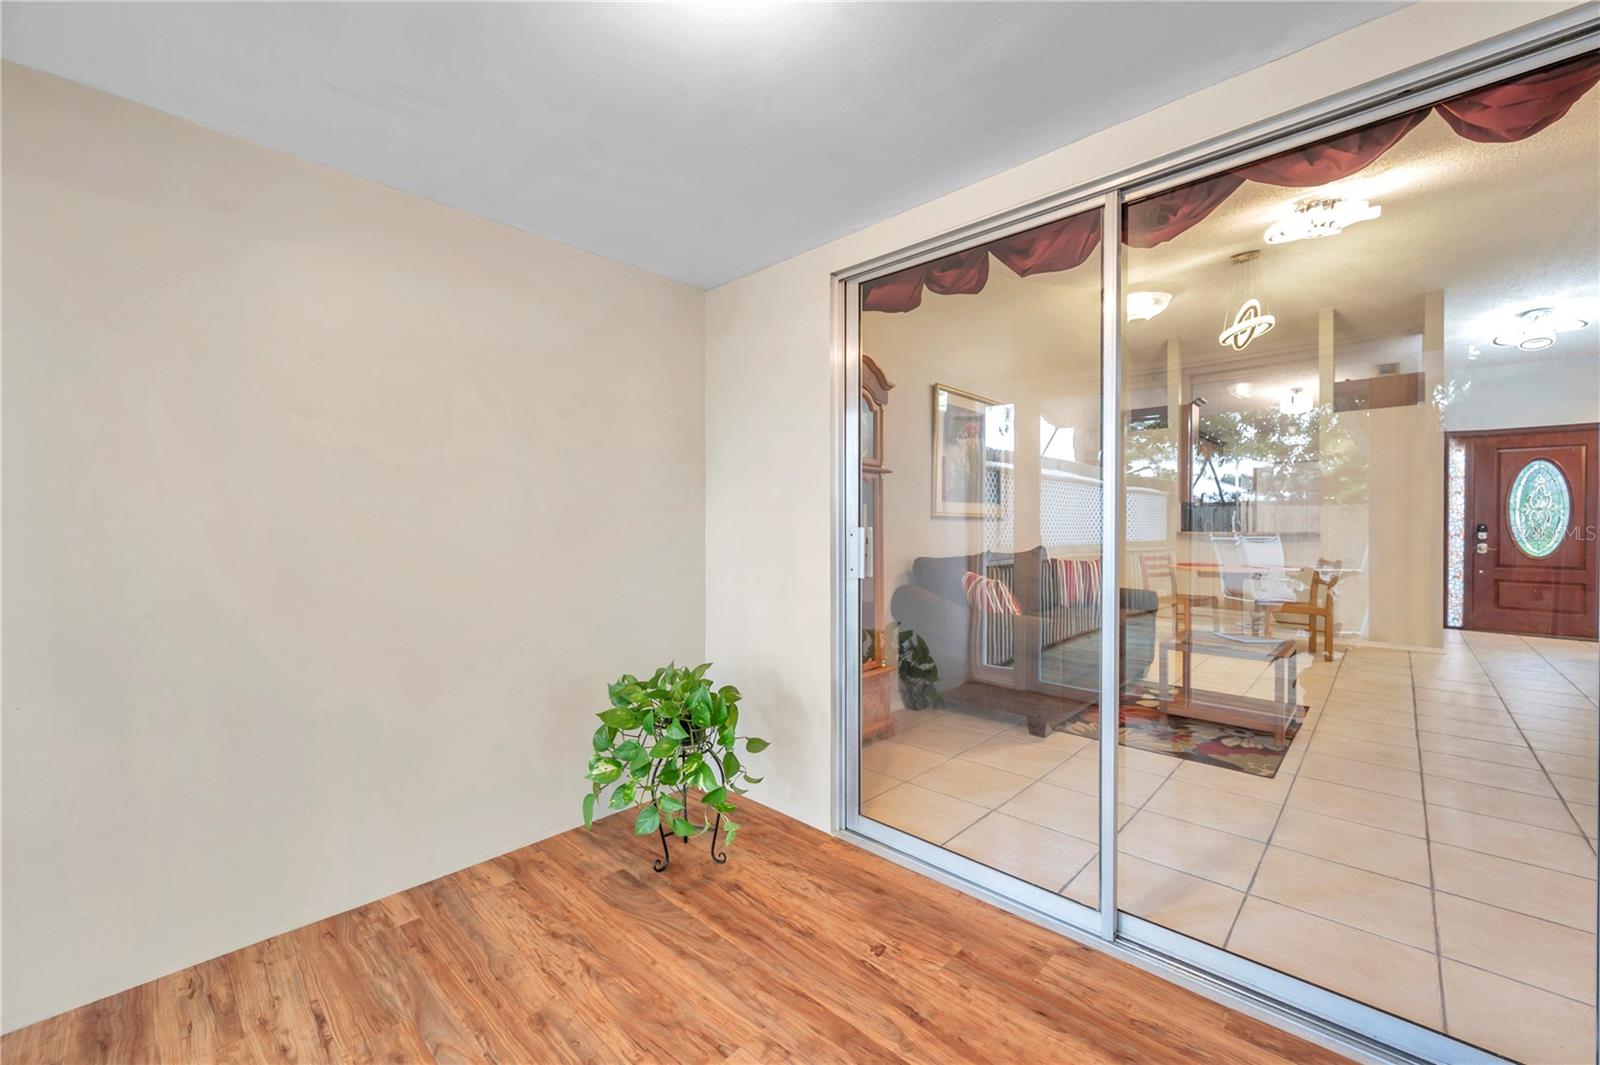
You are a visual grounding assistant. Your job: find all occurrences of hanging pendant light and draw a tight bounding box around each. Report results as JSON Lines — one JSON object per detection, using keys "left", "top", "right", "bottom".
{"left": 1218, "top": 250, "right": 1276, "bottom": 351}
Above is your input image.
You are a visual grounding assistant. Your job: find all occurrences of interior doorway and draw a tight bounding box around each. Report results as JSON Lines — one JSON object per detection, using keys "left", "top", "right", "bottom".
{"left": 1451, "top": 424, "right": 1599, "bottom": 639}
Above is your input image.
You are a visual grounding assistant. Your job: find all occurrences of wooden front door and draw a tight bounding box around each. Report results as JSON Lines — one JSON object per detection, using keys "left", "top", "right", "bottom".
{"left": 1461, "top": 425, "right": 1598, "bottom": 639}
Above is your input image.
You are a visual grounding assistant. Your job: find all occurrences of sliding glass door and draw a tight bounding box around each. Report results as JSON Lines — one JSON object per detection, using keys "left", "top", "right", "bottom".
{"left": 844, "top": 36, "right": 1598, "bottom": 1065}
{"left": 851, "top": 206, "right": 1107, "bottom": 921}
{"left": 1113, "top": 50, "right": 1598, "bottom": 1065}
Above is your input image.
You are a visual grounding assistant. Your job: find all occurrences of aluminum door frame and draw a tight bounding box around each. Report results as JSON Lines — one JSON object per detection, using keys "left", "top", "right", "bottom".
{"left": 833, "top": 10, "right": 1600, "bottom": 1064}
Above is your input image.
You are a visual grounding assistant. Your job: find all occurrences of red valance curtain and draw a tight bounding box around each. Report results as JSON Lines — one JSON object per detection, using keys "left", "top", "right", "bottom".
{"left": 866, "top": 51, "right": 1600, "bottom": 311}
{"left": 1435, "top": 52, "right": 1600, "bottom": 142}
{"left": 1125, "top": 51, "right": 1599, "bottom": 250}
{"left": 862, "top": 212, "right": 1100, "bottom": 313}
{"left": 1123, "top": 173, "right": 1244, "bottom": 250}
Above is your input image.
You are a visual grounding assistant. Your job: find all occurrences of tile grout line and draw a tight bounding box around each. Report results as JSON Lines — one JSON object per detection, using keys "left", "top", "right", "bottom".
{"left": 877, "top": 644, "right": 1598, "bottom": 1031}
{"left": 1518, "top": 636, "right": 1600, "bottom": 841}
{"left": 1462, "top": 633, "right": 1598, "bottom": 859}
{"left": 1218, "top": 647, "right": 1345, "bottom": 952}
{"left": 1409, "top": 648, "right": 1451, "bottom": 1036}
{"left": 888, "top": 713, "right": 1593, "bottom": 855}
{"left": 1116, "top": 813, "right": 1598, "bottom": 989}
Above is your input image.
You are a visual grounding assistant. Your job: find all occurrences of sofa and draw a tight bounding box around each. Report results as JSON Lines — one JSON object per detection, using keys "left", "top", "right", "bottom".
{"left": 890, "top": 547, "right": 1158, "bottom": 736}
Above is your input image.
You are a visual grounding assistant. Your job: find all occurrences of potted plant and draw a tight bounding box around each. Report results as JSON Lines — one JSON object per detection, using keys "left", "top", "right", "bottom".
{"left": 581, "top": 662, "right": 768, "bottom": 871}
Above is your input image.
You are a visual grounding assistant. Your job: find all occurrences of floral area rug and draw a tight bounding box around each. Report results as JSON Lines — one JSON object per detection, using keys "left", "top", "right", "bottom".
{"left": 1059, "top": 693, "right": 1307, "bottom": 778}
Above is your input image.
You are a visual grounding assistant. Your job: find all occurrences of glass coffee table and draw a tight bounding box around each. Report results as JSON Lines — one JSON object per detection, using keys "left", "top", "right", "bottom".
{"left": 1155, "top": 631, "right": 1299, "bottom": 743}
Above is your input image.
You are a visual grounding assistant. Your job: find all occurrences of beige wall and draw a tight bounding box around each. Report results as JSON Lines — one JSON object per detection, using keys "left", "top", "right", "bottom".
{"left": 704, "top": 3, "right": 1574, "bottom": 831}
{"left": 2, "top": 64, "right": 706, "bottom": 1031}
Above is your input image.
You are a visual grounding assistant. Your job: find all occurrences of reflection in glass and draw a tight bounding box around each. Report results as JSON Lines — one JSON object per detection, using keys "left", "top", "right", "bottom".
{"left": 857, "top": 209, "right": 1106, "bottom": 901}
{"left": 1116, "top": 53, "right": 1599, "bottom": 1063}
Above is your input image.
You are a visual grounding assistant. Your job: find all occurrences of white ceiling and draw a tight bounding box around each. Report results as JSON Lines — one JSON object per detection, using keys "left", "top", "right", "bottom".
{"left": 0, "top": 1, "right": 1404, "bottom": 288}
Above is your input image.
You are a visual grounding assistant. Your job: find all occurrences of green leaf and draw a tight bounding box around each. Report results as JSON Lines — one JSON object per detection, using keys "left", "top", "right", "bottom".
{"left": 741, "top": 774, "right": 763, "bottom": 785}
{"left": 659, "top": 793, "right": 684, "bottom": 813}
{"left": 607, "top": 681, "right": 631, "bottom": 708}
{"left": 717, "top": 684, "right": 741, "bottom": 704}
{"left": 722, "top": 752, "right": 742, "bottom": 778}
{"left": 650, "top": 738, "right": 679, "bottom": 758}
{"left": 608, "top": 782, "right": 636, "bottom": 810}
{"left": 723, "top": 817, "right": 739, "bottom": 848}
{"left": 707, "top": 693, "right": 728, "bottom": 728}
{"left": 582, "top": 792, "right": 596, "bottom": 829}
{"left": 690, "top": 662, "right": 712, "bottom": 681}
{"left": 671, "top": 817, "right": 697, "bottom": 839}
{"left": 599, "top": 707, "right": 642, "bottom": 730}
{"left": 703, "top": 786, "right": 736, "bottom": 813}
{"left": 614, "top": 739, "right": 643, "bottom": 763}
{"left": 691, "top": 701, "right": 711, "bottom": 729}
{"left": 664, "top": 720, "right": 689, "bottom": 742}
{"left": 592, "top": 725, "right": 615, "bottom": 753}
{"left": 744, "top": 737, "right": 770, "bottom": 754}
{"left": 634, "top": 804, "right": 660, "bottom": 835}
{"left": 696, "top": 762, "right": 720, "bottom": 791}
{"left": 586, "top": 759, "right": 622, "bottom": 785}
{"left": 659, "top": 763, "right": 682, "bottom": 787}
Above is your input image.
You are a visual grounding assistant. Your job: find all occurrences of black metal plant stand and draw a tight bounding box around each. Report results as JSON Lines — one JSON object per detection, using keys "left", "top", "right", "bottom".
{"left": 650, "top": 736, "right": 729, "bottom": 873}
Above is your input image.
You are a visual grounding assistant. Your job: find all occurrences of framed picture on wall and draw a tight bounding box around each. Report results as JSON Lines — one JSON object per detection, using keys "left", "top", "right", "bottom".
{"left": 932, "top": 383, "right": 1007, "bottom": 518}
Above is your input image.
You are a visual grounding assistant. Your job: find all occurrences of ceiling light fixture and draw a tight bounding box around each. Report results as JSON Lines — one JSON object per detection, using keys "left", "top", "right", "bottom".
{"left": 1230, "top": 382, "right": 1254, "bottom": 399}
{"left": 1492, "top": 308, "right": 1588, "bottom": 352}
{"left": 1218, "top": 251, "right": 1275, "bottom": 352}
{"left": 1264, "top": 196, "right": 1382, "bottom": 245}
{"left": 1280, "top": 386, "right": 1313, "bottom": 415}
{"left": 1220, "top": 299, "right": 1276, "bottom": 350}
{"left": 1127, "top": 291, "right": 1172, "bottom": 321}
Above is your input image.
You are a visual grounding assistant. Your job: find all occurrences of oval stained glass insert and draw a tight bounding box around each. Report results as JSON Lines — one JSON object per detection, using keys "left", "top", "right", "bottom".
{"left": 1507, "top": 459, "right": 1571, "bottom": 559}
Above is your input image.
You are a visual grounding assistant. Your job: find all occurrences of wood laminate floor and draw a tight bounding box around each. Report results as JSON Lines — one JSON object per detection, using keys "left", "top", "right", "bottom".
{"left": 1, "top": 798, "right": 1347, "bottom": 1064}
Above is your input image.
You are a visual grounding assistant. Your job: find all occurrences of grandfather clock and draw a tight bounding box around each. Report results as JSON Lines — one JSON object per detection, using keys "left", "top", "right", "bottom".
{"left": 861, "top": 354, "right": 897, "bottom": 741}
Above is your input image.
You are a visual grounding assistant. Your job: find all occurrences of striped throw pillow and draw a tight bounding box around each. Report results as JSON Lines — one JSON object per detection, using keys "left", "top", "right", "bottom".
{"left": 1048, "top": 556, "right": 1102, "bottom": 609}
{"left": 962, "top": 571, "right": 1022, "bottom": 615}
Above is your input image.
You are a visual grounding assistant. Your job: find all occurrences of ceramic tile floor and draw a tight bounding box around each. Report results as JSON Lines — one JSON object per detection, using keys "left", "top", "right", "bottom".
{"left": 860, "top": 627, "right": 1599, "bottom": 1065}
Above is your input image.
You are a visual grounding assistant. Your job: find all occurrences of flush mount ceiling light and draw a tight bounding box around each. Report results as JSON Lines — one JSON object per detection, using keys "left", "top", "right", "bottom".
{"left": 1492, "top": 308, "right": 1589, "bottom": 352}
{"left": 1264, "top": 196, "right": 1382, "bottom": 245}
{"left": 1127, "top": 291, "right": 1172, "bottom": 321}
{"left": 1218, "top": 251, "right": 1275, "bottom": 352}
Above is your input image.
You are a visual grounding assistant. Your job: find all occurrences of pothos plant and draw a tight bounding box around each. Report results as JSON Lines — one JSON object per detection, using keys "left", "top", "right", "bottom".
{"left": 582, "top": 662, "right": 768, "bottom": 866}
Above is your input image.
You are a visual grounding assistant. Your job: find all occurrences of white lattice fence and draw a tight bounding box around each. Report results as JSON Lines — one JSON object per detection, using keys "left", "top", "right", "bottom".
{"left": 1040, "top": 470, "right": 1169, "bottom": 548}
{"left": 977, "top": 466, "right": 1169, "bottom": 551}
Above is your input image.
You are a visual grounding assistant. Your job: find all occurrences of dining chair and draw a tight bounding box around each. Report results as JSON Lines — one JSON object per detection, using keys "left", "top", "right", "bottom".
{"left": 1210, "top": 535, "right": 1274, "bottom": 636}
{"left": 1274, "top": 557, "right": 1343, "bottom": 660}
{"left": 1138, "top": 550, "right": 1216, "bottom": 640}
{"left": 1241, "top": 534, "right": 1306, "bottom": 604}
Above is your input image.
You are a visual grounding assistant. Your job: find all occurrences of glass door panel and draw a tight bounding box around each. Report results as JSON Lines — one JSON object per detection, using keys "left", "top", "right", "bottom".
{"left": 1115, "top": 53, "right": 1599, "bottom": 1065}
{"left": 855, "top": 207, "right": 1107, "bottom": 904}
